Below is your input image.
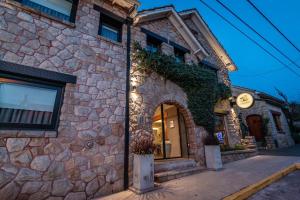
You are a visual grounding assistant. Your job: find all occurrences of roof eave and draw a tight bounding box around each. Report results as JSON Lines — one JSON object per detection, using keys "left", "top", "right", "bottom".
{"left": 135, "top": 7, "right": 209, "bottom": 59}
{"left": 179, "top": 10, "right": 237, "bottom": 72}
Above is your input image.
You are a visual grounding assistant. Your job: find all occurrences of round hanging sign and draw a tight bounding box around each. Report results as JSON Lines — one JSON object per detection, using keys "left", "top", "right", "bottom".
{"left": 236, "top": 93, "right": 254, "bottom": 109}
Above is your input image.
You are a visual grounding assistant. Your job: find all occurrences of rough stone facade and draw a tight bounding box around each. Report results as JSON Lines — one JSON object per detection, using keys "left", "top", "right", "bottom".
{"left": 0, "top": 0, "right": 130, "bottom": 199}
{"left": 232, "top": 86, "right": 294, "bottom": 148}
{"left": 182, "top": 17, "right": 230, "bottom": 85}
{"left": 129, "top": 19, "right": 207, "bottom": 179}
{"left": 129, "top": 7, "right": 241, "bottom": 176}
{"left": 182, "top": 14, "right": 242, "bottom": 147}
{"left": 0, "top": 1, "right": 242, "bottom": 199}
{"left": 221, "top": 149, "right": 257, "bottom": 164}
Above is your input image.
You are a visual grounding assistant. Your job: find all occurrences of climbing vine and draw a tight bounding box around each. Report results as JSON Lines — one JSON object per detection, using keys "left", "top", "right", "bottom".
{"left": 132, "top": 42, "right": 231, "bottom": 134}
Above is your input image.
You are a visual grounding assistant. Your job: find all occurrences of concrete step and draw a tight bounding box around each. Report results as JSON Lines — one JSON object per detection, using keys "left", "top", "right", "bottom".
{"left": 154, "top": 158, "right": 196, "bottom": 173}
{"left": 154, "top": 166, "right": 205, "bottom": 183}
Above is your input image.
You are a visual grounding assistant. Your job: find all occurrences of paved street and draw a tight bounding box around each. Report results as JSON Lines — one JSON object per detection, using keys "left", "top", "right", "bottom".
{"left": 259, "top": 144, "right": 300, "bottom": 157}
{"left": 248, "top": 170, "right": 300, "bottom": 200}
{"left": 99, "top": 145, "right": 300, "bottom": 200}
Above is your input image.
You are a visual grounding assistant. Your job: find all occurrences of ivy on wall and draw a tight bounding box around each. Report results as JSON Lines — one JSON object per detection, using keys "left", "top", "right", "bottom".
{"left": 132, "top": 42, "right": 231, "bottom": 134}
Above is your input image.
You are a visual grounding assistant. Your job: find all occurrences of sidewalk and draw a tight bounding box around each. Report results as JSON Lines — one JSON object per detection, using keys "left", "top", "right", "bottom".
{"left": 99, "top": 153, "right": 300, "bottom": 200}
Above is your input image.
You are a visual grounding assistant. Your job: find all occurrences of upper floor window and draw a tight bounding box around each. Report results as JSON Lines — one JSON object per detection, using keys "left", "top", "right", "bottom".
{"left": 14, "top": 0, "right": 79, "bottom": 22}
{"left": 0, "top": 74, "right": 64, "bottom": 130}
{"left": 99, "top": 13, "right": 122, "bottom": 42}
{"left": 146, "top": 36, "right": 161, "bottom": 53}
{"left": 174, "top": 48, "right": 186, "bottom": 63}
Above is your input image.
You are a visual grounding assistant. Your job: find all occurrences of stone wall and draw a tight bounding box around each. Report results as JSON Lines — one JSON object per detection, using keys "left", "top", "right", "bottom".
{"left": 0, "top": 0, "right": 129, "bottom": 199}
{"left": 221, "top": 149, "right": 257, "bottom": 164}
{"left": 183, "top": 17, "right": 242, "bottom": 147}
{"left": 182, "top": 17, "right": 230, "bottom": 85}
{"left": 232, "top": 87, "right": 295, "bottom": 148}
{"left": 130, "top": 20, "right": 208, "bottom": 169}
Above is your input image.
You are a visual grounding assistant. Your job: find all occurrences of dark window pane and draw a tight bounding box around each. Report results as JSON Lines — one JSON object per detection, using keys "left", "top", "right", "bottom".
{"left": 272, "top": 113, "right": 282, "bottom": 131}
{"left": 174, "top": 48, "right": 185, "bottom": 63}
{"left": 0, "top": 81, "right": 57, "bottom": 125}
{"left": 146, "top": 36, "right": 161, "bottom": 53}
{"left": 101, "top": 24, "right": 119, "bottom": 42}
{"left": 99, "top": 14, "right": 122, "bottom": 42}
{"left": 19, "top": 0, "right": 73, "bottom": 21}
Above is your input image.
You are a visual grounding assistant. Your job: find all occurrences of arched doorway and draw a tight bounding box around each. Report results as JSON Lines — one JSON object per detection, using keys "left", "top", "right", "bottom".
{"left": 152, "top": 103, "right": 189, "bottom": 159}
{"left": 246, "top": 114, "right": 264, "bottom": 141}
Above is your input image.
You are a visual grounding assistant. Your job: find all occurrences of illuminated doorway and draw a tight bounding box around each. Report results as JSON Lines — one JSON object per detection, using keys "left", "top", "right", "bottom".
{"left": 152, "top": 104, "right": 189, "bottom": 159}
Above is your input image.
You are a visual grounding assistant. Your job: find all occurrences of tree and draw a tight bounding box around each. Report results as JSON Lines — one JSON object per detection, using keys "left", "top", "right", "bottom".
{"left": 275, "top": 88, "right": 297, "bottom": 132}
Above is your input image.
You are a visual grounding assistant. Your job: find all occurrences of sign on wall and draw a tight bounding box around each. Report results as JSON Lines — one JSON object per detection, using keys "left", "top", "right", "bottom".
{"left": 236, "top": 93, "right": 254, "bottom": 109}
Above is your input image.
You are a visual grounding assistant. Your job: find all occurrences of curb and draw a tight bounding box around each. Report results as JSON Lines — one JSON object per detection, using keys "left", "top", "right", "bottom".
{"left": 223, "top": 163, "right": 300, "bottom": 200}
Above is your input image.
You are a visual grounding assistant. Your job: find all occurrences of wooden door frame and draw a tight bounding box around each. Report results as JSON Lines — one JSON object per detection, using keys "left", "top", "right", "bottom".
{"left": 246, "top": 114, "right": 264, "bottom": 141}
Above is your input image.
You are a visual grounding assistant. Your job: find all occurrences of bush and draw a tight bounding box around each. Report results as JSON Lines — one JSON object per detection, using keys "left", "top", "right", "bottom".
{"left": 130, "top": 130, "right": 156, "bottom": 155}
{"left": 234, "top": 144, "right": 246, "bottom": 150}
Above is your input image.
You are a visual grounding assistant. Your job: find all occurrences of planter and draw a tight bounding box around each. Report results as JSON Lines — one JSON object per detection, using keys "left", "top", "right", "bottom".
{"left": 205, "top": 145, "right": 222, "bottom": 170}
{"left": 132, "top": 154, "right": 154, "bottom": 194}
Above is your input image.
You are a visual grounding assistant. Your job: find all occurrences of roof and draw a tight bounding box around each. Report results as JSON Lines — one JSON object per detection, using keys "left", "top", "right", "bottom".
{"left": 179, "top": 9, "right": 237, "bottom": 71}
{"left": 97, "top": 0, "right": 140, "bottom": 17}
{"left": 135, "top": 6, "right": 209, "bottom": 59}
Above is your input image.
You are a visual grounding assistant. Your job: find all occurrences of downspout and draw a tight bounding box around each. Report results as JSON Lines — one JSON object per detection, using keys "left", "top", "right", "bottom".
{"left": 124, "top": 16, "right": 133, "bottom": 190}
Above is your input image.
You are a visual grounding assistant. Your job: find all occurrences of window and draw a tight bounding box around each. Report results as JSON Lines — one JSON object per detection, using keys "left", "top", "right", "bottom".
{"left": 146, "top": 35, "right": 161, "bottom": 53}
{"left": 99, "top": 13, "right": 122, "bottom": 42}
{"left": 174, "top": 48, "right": 185, "bottom": 63}
{"left": 14, "top": 0, "right": 78, "bottom": 22}
{"left": 0, "top": 74, "right": 64, "bottom": 130}
{"left": 214, "top": 114, "right": 228, "bottom": 144}
{"left": 272, "top": 112, "right": 283, "bottom": 132}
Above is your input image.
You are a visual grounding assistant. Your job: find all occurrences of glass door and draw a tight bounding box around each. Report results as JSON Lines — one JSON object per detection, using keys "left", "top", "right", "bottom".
{"left": 152, "top": 104, "right": 187, "bottom": 159}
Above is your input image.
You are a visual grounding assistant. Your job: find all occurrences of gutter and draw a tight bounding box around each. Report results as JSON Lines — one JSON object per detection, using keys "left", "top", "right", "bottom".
{"left": 124, "top": 16, "right": 133, "bottom": 190}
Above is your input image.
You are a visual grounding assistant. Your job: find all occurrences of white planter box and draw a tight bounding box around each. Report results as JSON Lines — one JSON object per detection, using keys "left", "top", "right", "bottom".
{"left": 132, "top": 154, "right": 154, "bottom": 193}
{"left": 205, "top": 145, "right": 223, "bottom": 170}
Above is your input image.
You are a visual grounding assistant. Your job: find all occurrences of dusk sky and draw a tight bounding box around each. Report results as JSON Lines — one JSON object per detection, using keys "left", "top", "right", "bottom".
{"left": 139, "top": 0, "right": 300, "bottom": 102}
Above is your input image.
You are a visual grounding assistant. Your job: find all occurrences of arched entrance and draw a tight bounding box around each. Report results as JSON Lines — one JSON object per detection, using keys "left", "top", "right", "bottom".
{"left": 246, "top": 114, "right": 264, "bottom": 141}
{"left": 152, "top": 103, "right": 189, "bottom": 159}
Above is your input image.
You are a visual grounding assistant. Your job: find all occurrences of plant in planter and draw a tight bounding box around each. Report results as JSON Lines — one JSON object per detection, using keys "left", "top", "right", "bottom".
{"left": 130, "top": 130, "right": 156, "bottom": 194}
{"left": 204, "top": 135, "right": 223, "bottom": 170}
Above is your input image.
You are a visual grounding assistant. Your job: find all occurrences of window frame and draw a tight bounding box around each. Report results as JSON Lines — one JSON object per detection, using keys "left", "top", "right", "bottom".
{"left": 146, "top": 35, "right": 162, "bottom": 53}
{"left": 0, "top": 73, "right": 65, "bottom": 131}
{"left": 271, "top": 111, "right": 283, "bottom": 132}
{"left": 99, "top": 13, "right": 123, "bottom": 42}
{"left": 13, "top": 0, "right": 79, "bottom": 23}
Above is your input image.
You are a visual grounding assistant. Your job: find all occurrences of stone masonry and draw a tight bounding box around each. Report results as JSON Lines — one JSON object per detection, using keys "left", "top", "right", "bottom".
{"left": 129, "top": 7, "right": 242, "bottom": 181}
{"left": 182, "top": 13, "right": 242, "bottom": 147}
{"left": 232, "top": 86, "right": 294, "bottom": 148}
{"left": 0, "top": 0, "right": 131, "bottom": 199}
{"left": 129, "top": 19, "right": 208, "bottom": 185}
{"left": 0, "top": 1, "right": 242, "bottom": 199}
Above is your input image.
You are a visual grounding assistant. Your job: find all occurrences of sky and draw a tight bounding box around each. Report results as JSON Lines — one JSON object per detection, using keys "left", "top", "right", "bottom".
{"left": 138, "top": 0, "right": 300, "bottom": 102}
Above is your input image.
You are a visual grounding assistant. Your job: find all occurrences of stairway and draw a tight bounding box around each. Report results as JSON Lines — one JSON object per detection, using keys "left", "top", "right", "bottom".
{"left": 154, "top": 158, "right": 204, "bottom": 183}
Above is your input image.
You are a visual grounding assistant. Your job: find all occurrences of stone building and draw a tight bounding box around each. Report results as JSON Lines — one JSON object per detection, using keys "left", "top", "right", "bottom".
{"left": 0, "top": 0, "right": 241, "bottom": 199}
{"left": 232, "top": 86, "right": 294, "bottom": 149}
{"left": 130, "top": 6, "right": 241, "bottom": 182}
{"left": 0, "top": 0, "right": 138, "bottom": 199}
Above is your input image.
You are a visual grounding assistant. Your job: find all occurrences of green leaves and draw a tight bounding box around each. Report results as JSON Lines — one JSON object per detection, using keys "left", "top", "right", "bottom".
{"left": 132, "top": 42, "right": 231, "bottom": 134}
